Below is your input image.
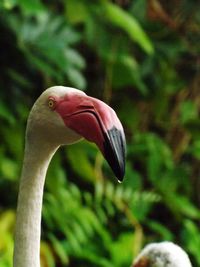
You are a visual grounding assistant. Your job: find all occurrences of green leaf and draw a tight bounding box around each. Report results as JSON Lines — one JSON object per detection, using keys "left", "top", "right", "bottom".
{"left": 40, "top": 241, "right": 56, "bottom": 267}
{"left": 102, "top": 1, "right": 154, "bottom": 54}
{"left": 0, "top": 157, "right": 18, "bottom": 181}
{"left": 112, "top": 54, "right": 148, "bottom": 94}
{"left": 18, "top": 0, "right": 45, "bottom": 15}
{"left": 2, "top": 0, "right": 17, "bottom": 9}
{"left": 189, "top": 140, "right": 200, "bottom": 159}
{"left": 66, "top": 67, "right": 86, "bottom": 90}
{"left": 65, "top": 1, "right": 89, "bottom": 24}
{"left": 110, "top": 233, "right": 134, "bottom": 266}
{"left": 0, "top": 101, "right": 15, "bottom": 124}
{"left": 183, "top": 220, "right": 200, "bottom": 264}
{"left": 148, "top": 220, "right": 174, "bottom": 240}
{"left": 167, "top": 194, "right": 200, "bottom": 219}
{"left": 65, "top": 48, "right": 86, "bottom": 69}
{"left": 180, "top": 100, "right": 198, "bottom": 125}
{"left": 48, "top": 235, "right": 69, "bottom": 264}
{"left": 66, "top": 142, "right": 96, "bottom": 181}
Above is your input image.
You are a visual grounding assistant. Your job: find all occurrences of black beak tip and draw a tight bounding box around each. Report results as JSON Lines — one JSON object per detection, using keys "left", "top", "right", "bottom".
{"left": 103, "top": 127, "right": 126, "bottom": 182}
{"left": 116, "top": 165, "right": 125, "bottom": 182}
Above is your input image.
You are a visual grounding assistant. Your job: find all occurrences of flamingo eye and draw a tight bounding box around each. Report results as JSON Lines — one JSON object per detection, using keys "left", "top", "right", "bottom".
{"left": 48, "top": 98, "right": 56, "bottom": 109}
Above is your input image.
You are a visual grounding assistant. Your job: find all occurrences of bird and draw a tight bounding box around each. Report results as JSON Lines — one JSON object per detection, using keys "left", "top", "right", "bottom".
{"left": 13, "top": 86, "right": 126, "bottom": 267}
{"left": 132, "top": 241, "right": 192, "bottom": 267}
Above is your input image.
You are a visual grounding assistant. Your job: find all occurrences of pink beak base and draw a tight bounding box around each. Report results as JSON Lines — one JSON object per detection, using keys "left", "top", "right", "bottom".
{"left": 55, "top": 93, "right": 126, "bottom": 181}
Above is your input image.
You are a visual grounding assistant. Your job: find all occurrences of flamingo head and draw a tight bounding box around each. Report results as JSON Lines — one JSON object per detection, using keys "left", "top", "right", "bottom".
{"left": 27, "top": 86, "right": 126, "bottom": 181}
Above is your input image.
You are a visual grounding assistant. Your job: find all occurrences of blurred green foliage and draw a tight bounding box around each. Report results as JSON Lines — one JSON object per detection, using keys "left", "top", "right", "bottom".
{"left": 0, "top": 0, "right": 200, "bottom": 266}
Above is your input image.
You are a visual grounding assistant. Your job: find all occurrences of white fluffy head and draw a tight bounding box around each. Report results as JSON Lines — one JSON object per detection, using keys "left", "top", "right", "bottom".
{"left": 133, "top": 242, "right": 192, "bottom": 267}
{"left": 26, "top": 86, "right": 85, "bottom": 148}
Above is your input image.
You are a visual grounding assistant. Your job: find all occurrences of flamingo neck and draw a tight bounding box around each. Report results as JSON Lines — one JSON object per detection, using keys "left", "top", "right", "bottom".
{"left": 13, "top": 140, "right": 58, "bottom": 267}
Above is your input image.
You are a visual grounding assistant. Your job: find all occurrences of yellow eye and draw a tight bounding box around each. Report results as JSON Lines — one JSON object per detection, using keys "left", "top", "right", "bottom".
{"left": 48, "top": 99, "right": 56, "bottom": 109}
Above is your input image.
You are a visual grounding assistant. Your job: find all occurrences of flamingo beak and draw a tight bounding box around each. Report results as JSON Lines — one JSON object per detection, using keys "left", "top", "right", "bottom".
{"left": 55, "top": 93, "right": 126, "bottom": 181}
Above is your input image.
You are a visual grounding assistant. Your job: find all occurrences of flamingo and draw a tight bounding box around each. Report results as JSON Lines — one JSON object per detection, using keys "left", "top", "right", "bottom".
{"left": 13, "top": 86, "right": 126, "bottom": 267}
{"left": 132, "top": 241, "right": 192, "bottom": 267}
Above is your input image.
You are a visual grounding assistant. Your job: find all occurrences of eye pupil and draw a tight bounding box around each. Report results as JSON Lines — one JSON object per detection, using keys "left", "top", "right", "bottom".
{"left": 48, "top": 99, "right": 55, "bottom": 109}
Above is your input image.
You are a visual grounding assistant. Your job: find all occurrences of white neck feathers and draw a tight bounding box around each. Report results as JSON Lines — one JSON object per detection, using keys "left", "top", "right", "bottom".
{"left": 13, "top": 141, "right": 57, "bottom": 267}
